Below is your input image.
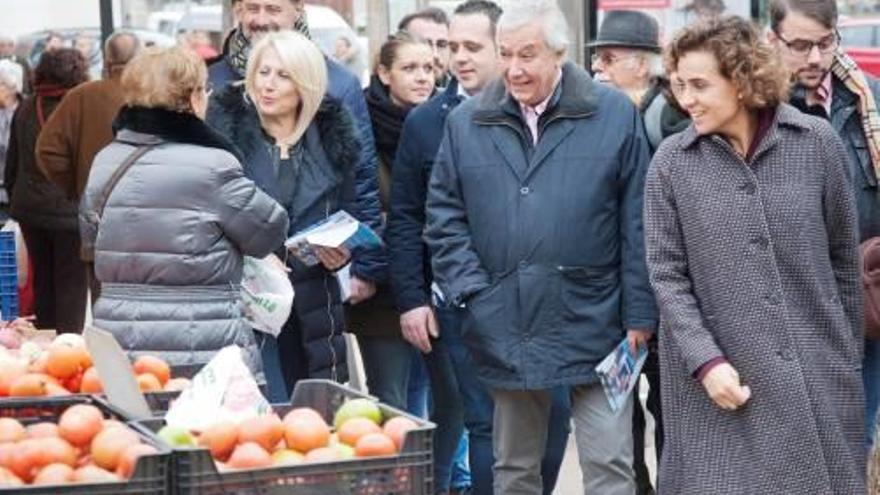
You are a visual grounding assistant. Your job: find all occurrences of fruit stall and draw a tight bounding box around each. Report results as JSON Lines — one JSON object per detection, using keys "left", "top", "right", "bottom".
{"left": 0, "top": 322, "right": 435, "bottom": 494}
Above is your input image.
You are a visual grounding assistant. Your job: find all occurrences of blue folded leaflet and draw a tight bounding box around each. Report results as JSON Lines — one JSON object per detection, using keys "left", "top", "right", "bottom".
{"left": 284, "top": 210, "right": 383, "bottom": 266}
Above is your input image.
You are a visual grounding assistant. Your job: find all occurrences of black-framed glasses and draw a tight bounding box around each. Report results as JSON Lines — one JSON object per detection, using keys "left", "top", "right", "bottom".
{"left": 774, "top": 30, "right": 840, "bottom": 57}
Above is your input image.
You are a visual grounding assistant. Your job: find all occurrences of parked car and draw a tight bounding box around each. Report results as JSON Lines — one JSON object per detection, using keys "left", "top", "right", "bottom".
{"left": 839, "top": 17, "right": 880, "bottom": 77}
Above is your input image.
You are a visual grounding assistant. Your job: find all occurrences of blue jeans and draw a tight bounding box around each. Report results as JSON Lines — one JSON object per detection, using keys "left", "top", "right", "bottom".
{"left": 257, "top": 332, "right": 299, "bottom": 404}
{"left": 428, "top": 305, "right": 570, "bottom": 495}
{"left": 864, "top": 338, "right": 880, "bottom": 444}
{"left": 407, "top": 349, "right": 430, "bottom": 417}
{"left": 357, "top": 335, "right": 412, "bottom": 411}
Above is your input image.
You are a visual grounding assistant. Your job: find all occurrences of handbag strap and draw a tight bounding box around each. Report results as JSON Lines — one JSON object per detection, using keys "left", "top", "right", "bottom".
{"left": 96, "top": 143, "right": 156, "bottom": 220}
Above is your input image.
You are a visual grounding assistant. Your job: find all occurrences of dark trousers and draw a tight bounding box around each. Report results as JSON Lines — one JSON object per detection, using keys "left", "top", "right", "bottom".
{"left": 632, "top": 339, "right": 663, "bottom": 495}
{"left": 20, "top": 225, "right": 87, "bottom": 333}
{"left": 357, "top": 334, "right": 413, "bottom": 411}
{"left": 427, "top": 305, "right": 569, "bottom": 495}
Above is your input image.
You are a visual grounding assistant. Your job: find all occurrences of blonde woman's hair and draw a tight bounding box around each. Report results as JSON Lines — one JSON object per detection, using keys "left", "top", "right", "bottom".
{"left": 121, "top": 46, "right": 206, "bottom": 113}
{"left": 245, "top": 31, "right": 328, "bottom": 146}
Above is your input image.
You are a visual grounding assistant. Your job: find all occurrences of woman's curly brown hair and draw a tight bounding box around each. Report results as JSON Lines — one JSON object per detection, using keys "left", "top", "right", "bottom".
{"left": 34, "top": 48, "right": 89, "bottom": 89}
{"left": 665, "top": 15, "right": 791, "bottom": 110}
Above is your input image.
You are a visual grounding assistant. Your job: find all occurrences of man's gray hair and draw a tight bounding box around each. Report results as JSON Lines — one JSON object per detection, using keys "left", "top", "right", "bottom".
{"left": 497, "top": 0, "right": 569, "bottom": 52}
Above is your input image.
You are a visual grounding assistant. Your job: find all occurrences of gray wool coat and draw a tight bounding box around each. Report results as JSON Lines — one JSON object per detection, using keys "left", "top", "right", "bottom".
{"left": 644, "top": 104, "right": 866, "bottom": 494}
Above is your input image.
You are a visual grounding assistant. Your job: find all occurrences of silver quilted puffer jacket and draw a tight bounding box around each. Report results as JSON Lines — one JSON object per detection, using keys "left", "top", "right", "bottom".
{"left": 80, "top": 110, "right": 288, "bottom": 378}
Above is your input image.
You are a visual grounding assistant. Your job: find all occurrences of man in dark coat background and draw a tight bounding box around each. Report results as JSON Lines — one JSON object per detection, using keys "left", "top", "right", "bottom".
{"left": 587, "top": 10, "right": 689, "bottom": 494}
{"left": 768, "top": 0, "right": 880, "bottom": 445}
{"left": 388, "top": 2, "right": 569, "bottom": 493}
{"left": 425, "top": 0, "right": 657, "bottom": 493}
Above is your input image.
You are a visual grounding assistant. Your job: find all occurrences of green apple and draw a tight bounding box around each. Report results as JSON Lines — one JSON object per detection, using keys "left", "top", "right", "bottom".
{"left": 332, "top": 442, "right": 355, "bottom": 459}
{"left": 157, "top": 425, "right": 197, "bottom": 448}
{"left": 333, "top": 399, "right": 382, "bottom": 430}
{"left": 271, "top": 449, "right": 305, "bottom": 466}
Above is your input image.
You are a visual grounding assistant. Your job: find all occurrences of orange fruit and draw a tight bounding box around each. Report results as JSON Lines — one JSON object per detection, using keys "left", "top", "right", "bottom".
{"left": 337, "top": 417, "right": 381, "bottom": 447}
{"left": 382, "top": 416, "right": 418, "bottom": 451}
{"left": 32, "top": 462, "right": 74, "bottom": 485}
{"left": 26, "top": 422, "right": 59, "bottom": 439}
{"left": 9, "top": 373, "right": 53, "bottom": 397}
{"left": 237, "top": 414, "right": 284, "bottom": 452}
{"left": 46, "top": 344, "right": 84, "bottom": 379}
{"left": 198, "top": 421, "right": 239, "bottom": 461}
{"left": 133, "top": 356, "right": 171, "bottom": 386}
{"left": 91, "top": 426, "right": 140, "bottom": 472}
{"left": 227, "top": 442, "right": 272, "bottom": 469}
{"left": 136, "top": 374, "right": 162, "bottom": 392}
{"left": 354, "top": 433, "right": 397, "bottom": 457}
{"left": 79, "top": 367, "right": 103, "bottom": 394}
{"left": 0, "top": 418, "right": 25, "bottom": 443}
{"left": 116, "top": 444, "right": 157, "bottom": 479}
{"left": 58, "top": 404, "right": 104, "bottom": 447}
{"left": 283, "top": 415, "right": 330, "bottom": 453}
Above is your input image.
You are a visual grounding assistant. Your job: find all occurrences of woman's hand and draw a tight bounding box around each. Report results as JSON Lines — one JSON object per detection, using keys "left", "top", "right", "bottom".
{"left": 701, "top": 362, "right": 751, "bottom": 410}
{"left": 314, "top": 246, "right": 351, "bottom": 271}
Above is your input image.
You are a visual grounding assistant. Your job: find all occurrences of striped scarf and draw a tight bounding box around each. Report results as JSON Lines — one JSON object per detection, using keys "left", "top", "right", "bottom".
{"left": 830, "top": 49, "right": 880, "bottom": 180}
{"left": 226, "top": 12, "right": 313, "bottom": 79}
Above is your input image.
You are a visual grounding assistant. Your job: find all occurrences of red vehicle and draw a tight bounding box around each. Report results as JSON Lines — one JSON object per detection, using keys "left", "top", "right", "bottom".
{"left": 839, "top": 17, "right": 880, "bottom": 78}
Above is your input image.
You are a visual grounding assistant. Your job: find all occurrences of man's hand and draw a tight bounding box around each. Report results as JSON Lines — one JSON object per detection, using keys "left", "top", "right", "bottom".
{"left": 701, "top": 362, "right": 751, "bottom": 410}
{"left": 626, "top": 328, "right": 652, "bottom": 355}
{"left": 400, "top": 306, "right": 439, "bottom": 353}
{"left": 314, "top": 246, "right": 351, "bottom": 271}
{"left": 349, "top": 277, "right": 377, "bottom": 304}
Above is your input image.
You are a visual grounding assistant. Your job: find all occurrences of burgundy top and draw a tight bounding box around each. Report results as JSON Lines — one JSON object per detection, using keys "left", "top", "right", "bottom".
{"left": 694, "top": 106, "right": 777, "bottom": 382}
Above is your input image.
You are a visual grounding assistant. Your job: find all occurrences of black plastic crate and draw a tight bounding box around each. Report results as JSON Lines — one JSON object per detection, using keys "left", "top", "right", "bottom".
{"left": 139, "top": 379, "right": 434, "bottom": 495}
{"left": 0, "top": 395, "right": 171, "bottom": 494}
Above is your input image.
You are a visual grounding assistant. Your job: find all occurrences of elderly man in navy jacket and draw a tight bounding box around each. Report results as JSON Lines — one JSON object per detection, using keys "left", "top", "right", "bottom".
{"left": 425, "top": 1, "right": 657, "bottom": 493}
{"left": 387, "top": 2, "right": 569, "bottom": 493}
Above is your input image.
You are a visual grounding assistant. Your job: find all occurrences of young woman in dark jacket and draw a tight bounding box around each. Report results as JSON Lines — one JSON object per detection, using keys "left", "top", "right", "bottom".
{"left": 349, "top": 31, "right": 435, "bottom": 410}
{"left": 6, "top": 48, "right": 88, "bottom": 332}
{"left": 208, "top": 31, "right": 361, "bottom": 401}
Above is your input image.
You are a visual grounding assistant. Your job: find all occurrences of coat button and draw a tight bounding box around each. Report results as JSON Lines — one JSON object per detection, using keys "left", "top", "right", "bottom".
{"left": 750, "top": 236, "right": 769, "bottom": 250}
{"left": 519, "top": 261, "right": 528, "bottom": 269}
{"left": 766, "top": 293, "right": 781, "bottom": 305}
{"left": 520, "top": 186, "right": 531, "bottom": 195}
{"left": 778, "top": 348, "right": 794, "bottom": 361}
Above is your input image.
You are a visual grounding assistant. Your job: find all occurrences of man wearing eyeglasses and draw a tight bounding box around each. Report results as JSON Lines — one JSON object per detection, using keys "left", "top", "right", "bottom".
{"left": 589, "top": 11, "right": 689, "bottom": 154}
{"left": 770, "top": 0, "right": 880, "bottom": 446}
{"left": 587, "top": 11, "right": 687, "bottom": 495}
{"left": 399, "top": 7, "right": 451, "bottom": 88}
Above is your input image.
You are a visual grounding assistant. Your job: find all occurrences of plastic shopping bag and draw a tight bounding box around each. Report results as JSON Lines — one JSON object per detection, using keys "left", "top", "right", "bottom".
{"left": 241, "top": 254, "right": 294, "bottom": 337}
{"left": 164, "top": 345, "right": 272, "bottom": 431}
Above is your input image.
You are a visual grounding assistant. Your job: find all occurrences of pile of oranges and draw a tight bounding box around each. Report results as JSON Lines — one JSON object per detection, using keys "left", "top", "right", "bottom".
{"left": 0, "top": 334, "right": 189, "bottom": 398}
{"left": 194, "top": 408, "right": 418, "bottom": 470}
{"left": 0, "top": 403, "right": 158, "bottom": 487}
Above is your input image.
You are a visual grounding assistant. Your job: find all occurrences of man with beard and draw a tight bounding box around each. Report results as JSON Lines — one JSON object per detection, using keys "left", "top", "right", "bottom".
{"left": 208, "top": 0, "right": 385, "bottom": 309}
{"left": 398, "top": 7, "right": 451, "bottom": 88}
{"left": 769, "top": 0, "right": 880, "bottom": 444}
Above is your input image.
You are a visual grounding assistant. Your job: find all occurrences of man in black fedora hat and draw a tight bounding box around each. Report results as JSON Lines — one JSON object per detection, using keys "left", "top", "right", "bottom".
{"left": 589, "top": 10, "right": 689, "bottom": 154}
{"left": 589, "top": 10, "right": 688, "bottom": 495}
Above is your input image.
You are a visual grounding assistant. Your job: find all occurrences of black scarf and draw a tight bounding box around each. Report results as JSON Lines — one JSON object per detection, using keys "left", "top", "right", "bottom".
{"left": 364, "top": 75, "right": 412, "bottom": 166}
{"left": 113, "top": 106, "right": 244, "bottom": 163}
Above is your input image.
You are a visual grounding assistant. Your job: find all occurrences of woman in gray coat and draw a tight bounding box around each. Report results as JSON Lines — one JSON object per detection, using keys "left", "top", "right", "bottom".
{"left": 79, "top": 46, "right": 288, "bottom": 376}
{"left": 645, "top": 17, "right": 865, "bottom": 494}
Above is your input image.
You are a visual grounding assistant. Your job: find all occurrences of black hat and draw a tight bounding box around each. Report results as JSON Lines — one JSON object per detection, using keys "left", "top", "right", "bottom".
{"left": 588, "top": 10, "right": 660, "bottom": 53}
